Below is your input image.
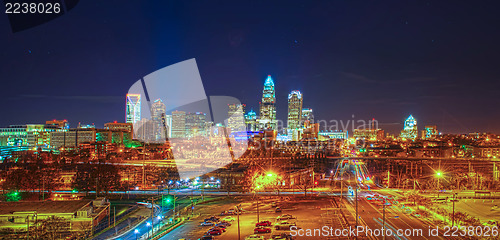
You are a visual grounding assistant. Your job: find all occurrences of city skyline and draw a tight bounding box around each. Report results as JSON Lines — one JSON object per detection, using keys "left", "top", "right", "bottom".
{"left": 2, "top": 1, "right": 500, "bottom": 134}
{"left": 1, "top": 2, "right": 500, "bottom": 239}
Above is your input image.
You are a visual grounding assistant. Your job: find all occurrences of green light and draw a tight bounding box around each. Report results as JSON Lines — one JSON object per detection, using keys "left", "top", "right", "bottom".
{"left": 436, "top": 171, "right": 442, "bottom": 177}
{"left": 72, "top": 189, "right": 78, "bottom": 193}
{"left": 6, "top": 191, "right": 21, "bottom": 202}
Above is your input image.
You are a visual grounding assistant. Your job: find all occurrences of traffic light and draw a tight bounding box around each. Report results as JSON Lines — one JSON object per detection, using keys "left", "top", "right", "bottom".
{"left": 162, "top": 195, "right": 173, "bottom": 205}
{"left": 314, "top": 181, "right": 318, "bottom": 186}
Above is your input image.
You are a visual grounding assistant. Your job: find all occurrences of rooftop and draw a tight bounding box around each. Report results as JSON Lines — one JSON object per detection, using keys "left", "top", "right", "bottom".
{"left": 0, "top": 200, "right": 91, "bottom": 215}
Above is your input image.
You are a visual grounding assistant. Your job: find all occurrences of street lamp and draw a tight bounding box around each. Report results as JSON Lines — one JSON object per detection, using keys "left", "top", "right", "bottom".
{"left": 255, "top": 185, "right": 261, "bottom": 223}
{"left": 236, "top": 204, "right": 242, "bottom": 240}
{"left": 163, "top": 195, "right": 178, "bottom": 219}
{"left": 435, "top": 171, "right": 443, "bottom": 198}
{"left": 134, "top": 229, "right": 139, "bottom": 240}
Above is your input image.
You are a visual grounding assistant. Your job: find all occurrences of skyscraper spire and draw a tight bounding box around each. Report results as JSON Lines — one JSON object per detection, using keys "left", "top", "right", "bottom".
{"left": 259, "top": 75, "right": 276, "bottom": 130}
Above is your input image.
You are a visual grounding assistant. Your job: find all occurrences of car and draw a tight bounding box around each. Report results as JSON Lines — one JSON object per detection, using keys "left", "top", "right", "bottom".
{"left": 245, "top": 235, "right": 265, "bottom": 240}
{"left": 271, "top": 233, "right": 294, "bottom": 239}
{"left": 274, "top": 221, "right": 296, "bottom": 230}
{"left": 204, "top": 216, "right": 220, "bottom": 222}
{"left": 275, "top": 207, "right": 282, "bottom": 213}
{"left": 255, "top": 220, "right": 272, "bottom": 227}
{"left": 271, "top": 202, "right": 277, "bottom": 207}
{"left": 276, "top": 214, "right": 296, "bottom": 221}
{"left": 254, "top": 226, "right": 272, "bottom": 233}
{"left": 207, "top": 229, "right": 222, "bottom": 235}
{"left": 210, "top": 226, "right": 226, "bottom": 232}
{"left": 201, "top": 221, "right": 215, "bottom": 226}
{"left": 222, "top": 216, "right": 235, "bottom": 222}
{"left": 198, "top": 236, "right": 215, "bottom": 240}
{"left": 227, "top": 209, "right": 241, "bottom": 215}
{"left": 216, "top": 222, "right": 231, "bottom": 227}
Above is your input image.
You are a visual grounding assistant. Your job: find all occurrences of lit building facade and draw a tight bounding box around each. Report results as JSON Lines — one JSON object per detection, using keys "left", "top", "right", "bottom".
{"left": 151, "top": 99, "right": 167, "bottom": 141}
{"left": 186, "top": 112, "right": 207, "bottom": 137}
{"left": 50, "top": 128, "right": 96, "bottom": 149}
{"left": 400, "top": 115, "right": 418, "bottom": 140}
{"left": 287, "top": 90, "right": 303, "bottom": 130}
{"left": 422, "top": 125, "right": 438, "bottom": 140}
{"left": 104, "top": 122, "right": 133, "bottom": 138}
{"left": 46, "top": 119, "right": 69, "bottom": 129}
{"left": 227, "top": 104, "right": 246, "bottom": 132}
{"left": 171, "top": 110, "right": 186, "bottom": 138}
{"left": 319, "top": 130, "right": 349, "bottom": 140}
{"left": 301, "top": 108, "right": 314, "bottom": 125}
{"left": 258, "top": 75, "right": 277, "bottom": 130}
{"left": 125, "top": 94, "right": 141, "bottom": 124}
{"left": 244, "top": 110, "right": 257, "bottom": 131}
{"left": 353, "top": 129, "right": 385, "bottom": 141}
{"left": 164, "top": 114, "right": 172, "bottom": 139}
{"left": 0, "top": 123, "right": 66, "bottom": 147}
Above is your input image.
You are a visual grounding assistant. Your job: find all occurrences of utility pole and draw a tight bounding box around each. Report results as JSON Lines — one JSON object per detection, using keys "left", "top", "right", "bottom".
{"left": 355, "top": 172, "right": 358, "bottom": 230}
{"left": 382, "top": 198, "right": 386, "bottom": 240}
{"left": 237, "top": 204, "right": 241, "bottom": 240}
{"left": 42, "top": 177, "right": 45, "bottom": 201}
{"left": 26, "top": 215, "right": 29, "bottom": 240}
{"left": 452, "top": 193, "right": 458, "bottom": 227}
{"left": 256, "top": 193, "right": 260, "bottom": 223}
{"left": 340, "top": 167, "right": 343, "bottom": 199}
{"left": 96, "top": 177, "right": 98, "bottom": 198}
{"left": 150, "top": 198, "right": 154, "bottom": 238}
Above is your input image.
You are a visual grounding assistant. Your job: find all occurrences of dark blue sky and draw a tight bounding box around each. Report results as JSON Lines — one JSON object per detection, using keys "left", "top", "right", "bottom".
{"left": 1, "top": 0, "right": 500, "bottom": 134}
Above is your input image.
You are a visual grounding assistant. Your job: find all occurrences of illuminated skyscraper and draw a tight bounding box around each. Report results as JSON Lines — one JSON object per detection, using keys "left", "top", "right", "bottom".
{"left": 125, "top": 94, "right": 141, "bottom": 124}
{"left": 164, "top": 114, "right": 172, "bottom": 138}
{"left": 422, "top": 125, "right": 438, "bottom": 140}
{"left": 228, "top": 104, "right": 246, "bottom": 132}
{"left": 151, "top": 99, "right": 167, "bottom": 141}
{"left": 287, "top": 90, "right": 303, "bottom": 130}
{"left": 185, "top": 112, "right": 206, "bottom": 137}
{"left": 172, "top": 110, "right": 186, "bottom": 138}
{"left": 400, "top": 115, "right": 418, "bottom": 140}
{"left": 301, "top": 108, "right": 314, "bottom": 125}
{"left": 259, "top": 75, "right": 276, "bottom": 130}
{"left": 245, "top": 109, "right": 257, "bottom": 131}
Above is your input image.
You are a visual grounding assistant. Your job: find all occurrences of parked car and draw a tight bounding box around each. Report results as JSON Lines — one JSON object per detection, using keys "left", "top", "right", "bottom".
{"left": 276, "top": 214, "right": 296, "bottom": 221}
{"left": 274, "top": 221, "right": 296, "bottom": 230}
{"left": 245, "top": 235, "right": 265, "bottom": 240}
{"left": 255, "top": 221, "right": 272, "bottom": 227}
{"left": 275, "top": 207, "right": 282, "bottom": 213}
{"left": 222, "top": 216, "right": 235, "bottom": 222}
{"left": 207, "top": 228, "right": 222, "bottom": 235}
{"left": 210, "top": 226, "right": 226, "bottom": 232}
{"left": 198, "top": 235, "right": 215, "bottom": 240}
{"left": 201, "top": 221, "right": 215, "bottom": 226}
{"left": 216, "top": 222, "right": 231, "bottom": 227}
{"left": 204, "top": 216, "right": 220, "bottom": 222}
{"left": 254, "top": 226, "right": 272, "bottom": 233}
{"left": 271, "top": 233, "right": 294, "bottom": 239}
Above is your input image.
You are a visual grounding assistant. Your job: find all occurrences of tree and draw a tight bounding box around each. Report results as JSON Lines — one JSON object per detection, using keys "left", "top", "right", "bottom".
{"left": 72, "top": 163, "right": 122, "bottom": 195}
{"left": 38, "top": 216, "right": 70, "bottom": 240}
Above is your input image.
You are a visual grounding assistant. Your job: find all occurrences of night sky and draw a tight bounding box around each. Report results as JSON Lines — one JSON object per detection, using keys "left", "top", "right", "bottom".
{"left": 1, "top": 1, "right": 500, "bottom": 134}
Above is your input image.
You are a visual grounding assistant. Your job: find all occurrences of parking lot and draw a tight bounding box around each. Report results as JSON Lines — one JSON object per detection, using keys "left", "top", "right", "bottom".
{"left": 160, "top": 196, "right": 341, "bottom": 240}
